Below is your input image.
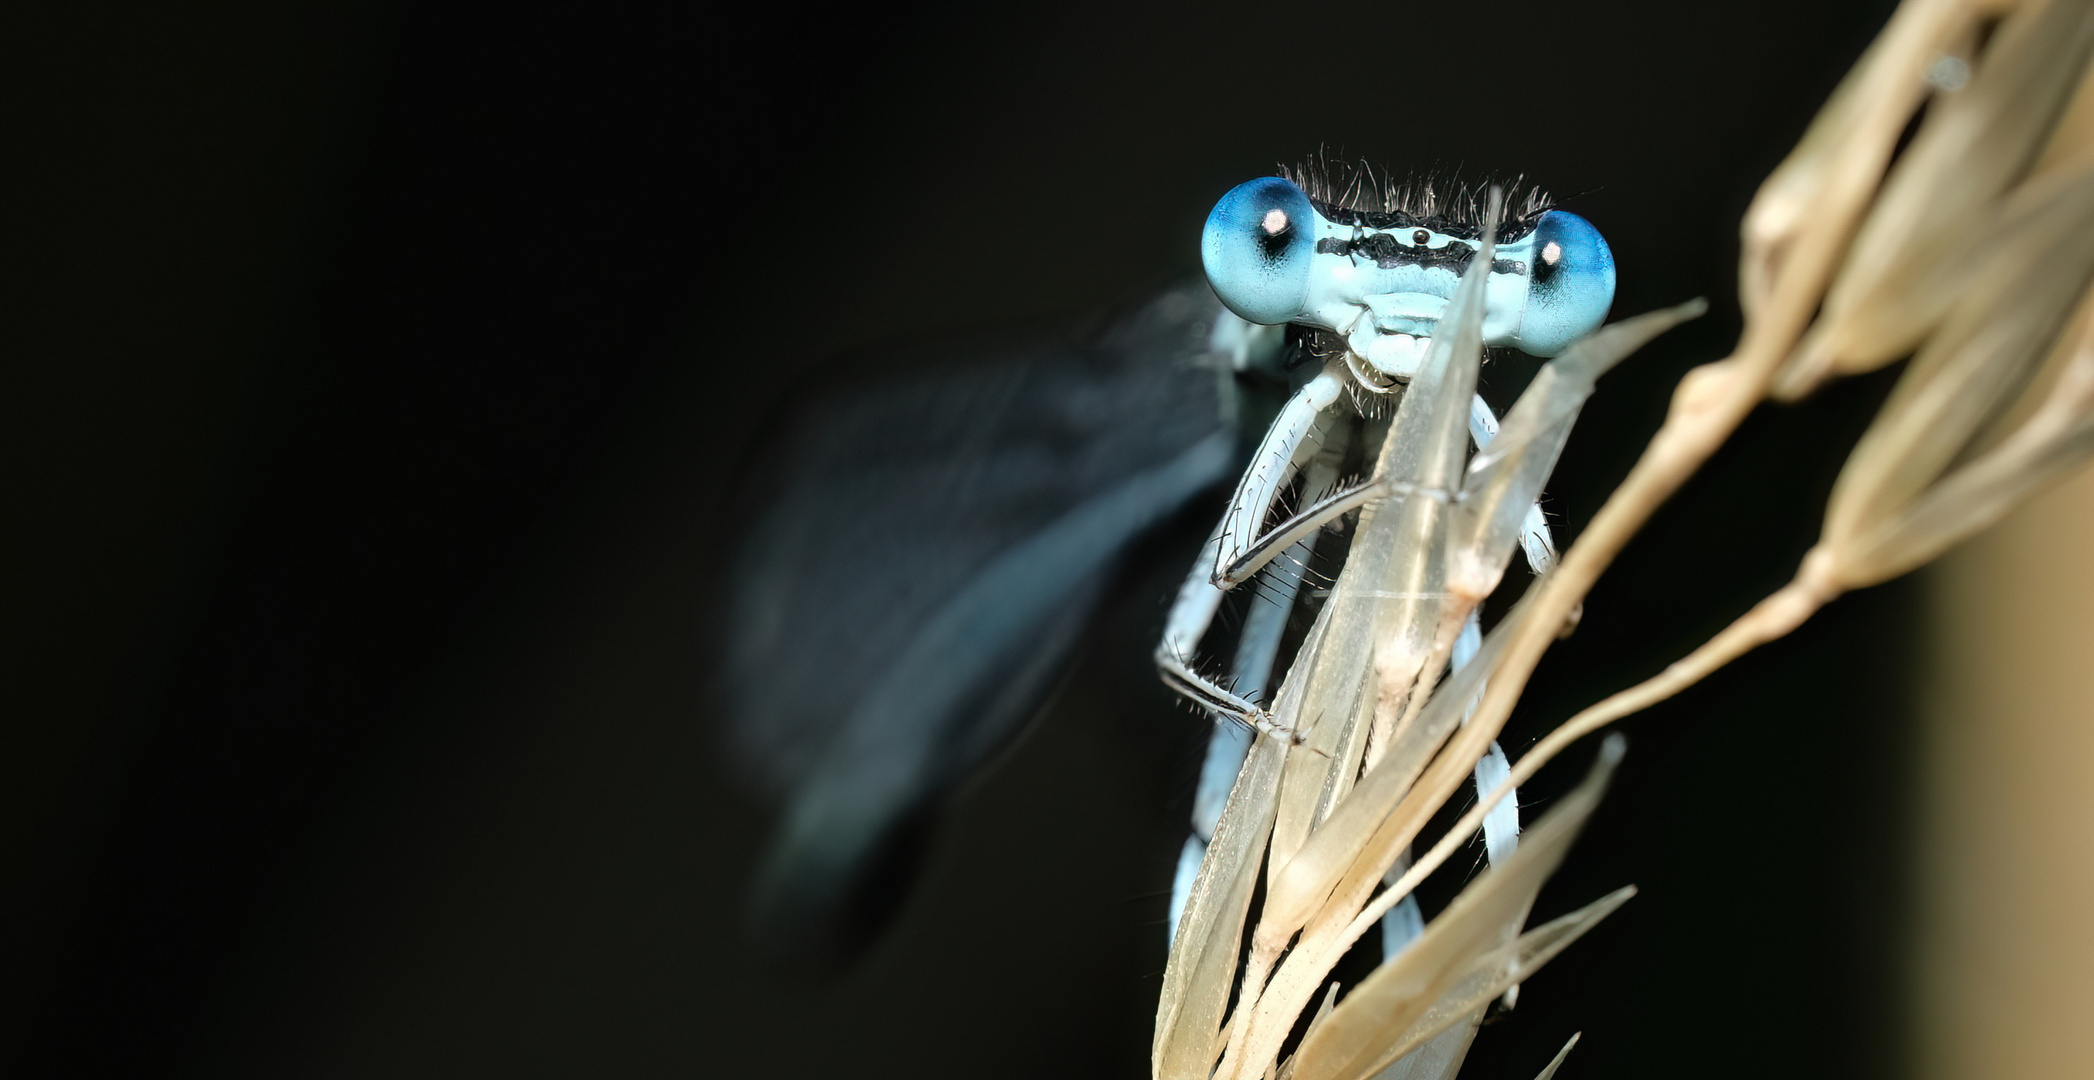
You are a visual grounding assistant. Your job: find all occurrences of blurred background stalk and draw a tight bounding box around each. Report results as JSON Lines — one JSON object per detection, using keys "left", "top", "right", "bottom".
{"left": 1919, "top": 468, "right": 2094, "bottom": 1080}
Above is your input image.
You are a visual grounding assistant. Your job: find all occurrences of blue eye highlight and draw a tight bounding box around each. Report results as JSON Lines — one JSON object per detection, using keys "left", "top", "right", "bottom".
{"left": 1202, "top": 176, "right": 1316, "bottom": 325}
{"left": 1512, "top": 210, "right": 1616, "bottom": 356}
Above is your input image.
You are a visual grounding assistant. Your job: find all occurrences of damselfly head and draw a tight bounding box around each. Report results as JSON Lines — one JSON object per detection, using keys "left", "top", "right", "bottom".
{"left": 1201, "top": 157, "right": 1617, "bottom": 387}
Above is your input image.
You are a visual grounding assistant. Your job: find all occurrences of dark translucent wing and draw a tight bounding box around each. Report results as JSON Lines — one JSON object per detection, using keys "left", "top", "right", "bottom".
{"left": 723, "top": 280, "right": 1234, "bottom": 963}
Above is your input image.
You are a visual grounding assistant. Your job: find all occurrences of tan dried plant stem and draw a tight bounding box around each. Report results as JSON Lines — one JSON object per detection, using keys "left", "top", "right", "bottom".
{"left": 1158, "top": 2, "right": 2094, "bottom": 1078}
{"left": 1347, "top": 6, "right": 2094, "bottom": 1058}
{"left": 1475, "top": 0, "right": 2094, "bottom": 831}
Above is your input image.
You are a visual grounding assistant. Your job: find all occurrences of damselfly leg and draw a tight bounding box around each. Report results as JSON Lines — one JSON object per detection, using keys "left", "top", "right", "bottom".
{"left": 1153, "top": 390, "right": 1555, "bottom": 739}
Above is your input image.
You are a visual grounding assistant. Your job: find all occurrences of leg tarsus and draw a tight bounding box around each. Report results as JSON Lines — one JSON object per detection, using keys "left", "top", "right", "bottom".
{"left": 1154, "top": 649, "right": 1303, "bottom": 744}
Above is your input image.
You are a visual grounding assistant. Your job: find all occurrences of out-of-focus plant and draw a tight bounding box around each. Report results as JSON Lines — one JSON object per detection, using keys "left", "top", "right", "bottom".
{"left": 1154, "top": 1, "right": 2094, "bottom": 1077}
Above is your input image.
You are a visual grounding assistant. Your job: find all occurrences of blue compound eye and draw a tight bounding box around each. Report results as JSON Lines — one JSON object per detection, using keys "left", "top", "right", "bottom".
{"left": 1202, "top": 176, "right": 1316, "bottom": 325}
{"left": 1512, "top": 210, "right": 1617, "bottom": 356}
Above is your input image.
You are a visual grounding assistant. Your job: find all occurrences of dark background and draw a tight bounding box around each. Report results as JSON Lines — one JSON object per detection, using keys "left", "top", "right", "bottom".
{"left": 5, "top": 1, "right": 1916, "bottom": 1076}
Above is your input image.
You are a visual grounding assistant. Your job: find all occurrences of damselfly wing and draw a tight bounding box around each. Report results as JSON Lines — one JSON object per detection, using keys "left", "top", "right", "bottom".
{"left": 723, "top": 280, "right": 1293, "bottom": 963}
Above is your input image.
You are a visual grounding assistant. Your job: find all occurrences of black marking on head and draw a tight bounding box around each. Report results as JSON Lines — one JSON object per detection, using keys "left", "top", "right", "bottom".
{"left": 1358, "top": 234, "right": 1514, "bottom": 273}
{"left": 1279, "top": 151, "right": 1551, "bottom": 243}
{"left": 1319, "top": 231, "right": 1528, "bottom": 275}
{"left": 1358, "top": 232, "right": 1459, "bottom": 270}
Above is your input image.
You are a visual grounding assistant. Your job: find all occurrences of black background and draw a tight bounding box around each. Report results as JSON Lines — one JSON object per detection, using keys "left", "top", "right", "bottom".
{"left": 6, "top": 1, "right": 1916, "bottom": 1076}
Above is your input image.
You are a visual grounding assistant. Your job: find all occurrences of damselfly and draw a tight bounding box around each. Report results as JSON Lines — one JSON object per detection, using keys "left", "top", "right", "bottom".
{"left": 1154, "top": 156, "right": 1616, "bottom": 950}
{"left": 720, "top": 156, "right": 1615, "bottom": 967}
